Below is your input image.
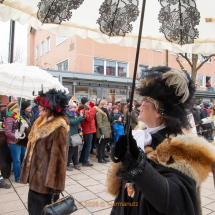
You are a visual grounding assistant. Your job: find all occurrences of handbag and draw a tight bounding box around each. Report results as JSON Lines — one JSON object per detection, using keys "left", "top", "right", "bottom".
{"left": 42, "top": 193, "right": 77, "bottom": 215}
{"left": 70, "top": 134, "right": 82, "bottom": 147}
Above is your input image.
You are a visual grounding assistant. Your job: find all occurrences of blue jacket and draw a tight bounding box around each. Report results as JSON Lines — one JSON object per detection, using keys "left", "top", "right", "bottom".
{"left": 113, "top": 121, "right": 124, "bottom": 143}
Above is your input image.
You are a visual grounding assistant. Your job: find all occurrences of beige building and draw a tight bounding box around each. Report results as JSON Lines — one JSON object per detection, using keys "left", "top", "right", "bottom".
{"left": 27, "top": 27, "right": 215, "bottom": 102}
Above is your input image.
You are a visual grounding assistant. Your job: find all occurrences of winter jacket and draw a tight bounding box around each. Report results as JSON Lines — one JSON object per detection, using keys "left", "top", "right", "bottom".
{"left": 192, "top": 108, "right": 201, "bottom": 124}
{"left": 113, "top": 121, "right": 124, "bottom": 143}
{"left": 4, "top": 116, "right": 16, "bottom": 144}
{"left": 66, "top": 111, "right": 83, "bottom": 146}
{"left": 79, "top": 105, "right": 96, "bottom": 135}
{"left": 32, "top": 105, "right": 39, "bottom": 120}
{"left": 20, "top": 116, "right": 69, "bottom": 194}
{"left": 200, "top": 108, "right": 211, "bottom": 129}
{"left": 20, "top": 109, "right": 35, "bottom": 129}
{"left": 96, "top": 107, "right": 111, "bottom": 139}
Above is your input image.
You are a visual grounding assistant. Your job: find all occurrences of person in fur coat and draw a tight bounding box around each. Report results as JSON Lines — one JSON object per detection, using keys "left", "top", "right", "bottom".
{"left": 19, "top": 89, "right": 70, "bottom": 215}
{"left": 107, "top": 66, "right": 213, "bottom": 215}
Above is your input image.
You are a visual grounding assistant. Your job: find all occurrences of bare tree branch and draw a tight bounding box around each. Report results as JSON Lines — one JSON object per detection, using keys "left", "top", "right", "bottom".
{"left": 176, "top": 55, "right": 186, "bottom": 71}
{"left": 0, "top": 44, "right": 25, "bottom": 64}
{"left": 196, "top": 54, "right": 215, "bottom": 71}
{"left": 179, "top": 53, "right": 193, "bottom": 68}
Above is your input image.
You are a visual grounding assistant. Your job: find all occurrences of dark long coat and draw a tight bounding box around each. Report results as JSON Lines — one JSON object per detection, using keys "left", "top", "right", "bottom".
{"left": 108, "top": 128, "right": 199, "bottom": 215}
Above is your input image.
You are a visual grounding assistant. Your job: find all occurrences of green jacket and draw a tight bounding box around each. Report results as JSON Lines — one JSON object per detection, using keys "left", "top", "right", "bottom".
{"left": 66, "top": 112, "right": 84, "bottom": 146}
{"left": 96, "top": 107, "right": 111, "bottom": 139}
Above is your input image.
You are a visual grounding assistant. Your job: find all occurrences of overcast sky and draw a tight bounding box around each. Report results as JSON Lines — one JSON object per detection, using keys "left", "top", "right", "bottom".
{"left": 0, "top": 20, "right": 27, "bottom": 64}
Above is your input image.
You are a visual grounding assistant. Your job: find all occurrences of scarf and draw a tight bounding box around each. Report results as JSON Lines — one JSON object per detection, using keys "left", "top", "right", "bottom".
{"left": 66, "top": 109, "right": 84, "bottom": 143}
{"left": 7, "top": 111, "right": 25, "bottom": 123}
{"left": 101, "top": 107, "right": 110, "bottom": 122}
{"left": 132, "top": 124, "right": 165, "bottom": 151}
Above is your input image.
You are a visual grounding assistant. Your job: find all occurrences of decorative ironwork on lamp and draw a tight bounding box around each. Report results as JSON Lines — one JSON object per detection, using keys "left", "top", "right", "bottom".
{"left": 37, "top": 0, "right": 85, "bottom": 24}
{"left": 158, "top": 0, "right": 200, "bottom": 45}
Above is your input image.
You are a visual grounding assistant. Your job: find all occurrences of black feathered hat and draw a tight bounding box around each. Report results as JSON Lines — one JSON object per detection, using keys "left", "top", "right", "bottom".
{"left": 136, "top": 66, "right": 195, "bottom": 132}
{"left": 34, "top": 89, "right": 69, "bottom": 115}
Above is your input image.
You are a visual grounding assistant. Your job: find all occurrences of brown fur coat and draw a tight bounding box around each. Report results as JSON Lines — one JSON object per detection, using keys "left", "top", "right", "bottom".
{"left": 20, "top": 116, "right": 69, "bottom": 194}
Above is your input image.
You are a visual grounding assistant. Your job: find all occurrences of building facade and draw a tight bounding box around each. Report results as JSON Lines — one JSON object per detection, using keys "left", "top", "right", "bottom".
{"left": 27, "top": 27, "right": 215, "bottom": 102}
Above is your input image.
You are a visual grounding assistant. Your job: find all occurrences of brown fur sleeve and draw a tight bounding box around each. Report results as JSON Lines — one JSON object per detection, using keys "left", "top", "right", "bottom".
{"left": 44, "top": 126, "right": 68, "bottom": 191}
{"left": 106, "top": 162, "right": 122, "bottom": 197}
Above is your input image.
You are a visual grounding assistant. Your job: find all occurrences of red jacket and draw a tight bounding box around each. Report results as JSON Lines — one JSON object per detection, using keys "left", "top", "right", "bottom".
{"left": 79, "top": 105, "right": 96, "bottom": 134}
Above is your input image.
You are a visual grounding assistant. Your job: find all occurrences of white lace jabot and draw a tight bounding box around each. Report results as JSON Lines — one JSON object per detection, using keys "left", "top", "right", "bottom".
{"left": 132, "top": 124, "right": 165, "bottom": 151}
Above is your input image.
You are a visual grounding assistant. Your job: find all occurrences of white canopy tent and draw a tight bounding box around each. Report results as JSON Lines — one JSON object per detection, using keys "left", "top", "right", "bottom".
{"left": 0, "top": 0, "right": 215, "bottom": 54}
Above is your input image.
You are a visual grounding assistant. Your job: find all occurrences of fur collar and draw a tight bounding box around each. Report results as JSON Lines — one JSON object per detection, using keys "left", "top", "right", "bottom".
{"left": 147, "top": 134, "right": 215, "bottom": 187}
{"left": 25, "top": 116, "right": 69, "bottom": 167}
{"left": 96, "top": 107, "right": 107, "bottom": 116}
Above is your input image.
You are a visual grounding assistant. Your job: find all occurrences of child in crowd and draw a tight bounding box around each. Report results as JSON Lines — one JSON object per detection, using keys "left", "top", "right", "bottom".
{"left": 113, "top": 114, "right": 124, "bottom": 144}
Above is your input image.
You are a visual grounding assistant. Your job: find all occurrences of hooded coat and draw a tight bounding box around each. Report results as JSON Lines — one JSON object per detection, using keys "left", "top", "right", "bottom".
{"left": 20, "top": 116, "right": 69, "bottom": 194}
{"left": 78, "top": 104, "right": 96, "bottom": 135}
{"left": 96, "top": 107, "right": 111, "bottom": 139}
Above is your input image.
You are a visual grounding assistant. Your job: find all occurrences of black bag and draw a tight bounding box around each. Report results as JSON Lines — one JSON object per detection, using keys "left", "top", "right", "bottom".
{"left": 70, "top": 134, "right": 82, "bottom": 147}
{"left": 42, "top": 193, "right": 77, "bottom": 215}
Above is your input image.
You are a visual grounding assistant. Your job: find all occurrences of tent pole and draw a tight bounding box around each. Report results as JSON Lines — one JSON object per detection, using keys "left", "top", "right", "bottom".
{"left": 8, "top": 20, "right": 15, "bottom": 64}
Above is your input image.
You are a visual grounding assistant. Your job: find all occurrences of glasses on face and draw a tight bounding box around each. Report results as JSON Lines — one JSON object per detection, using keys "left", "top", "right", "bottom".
{"left": 139, "top": 97, "right": 152, "bottom": 107}
{"left": 139, "top": 97, "right": 159, "bottom": 110}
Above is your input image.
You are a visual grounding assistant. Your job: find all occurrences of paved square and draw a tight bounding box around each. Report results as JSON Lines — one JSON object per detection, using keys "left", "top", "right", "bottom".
{"left": 1, "top": 155, "right": 215, "bottom": 215}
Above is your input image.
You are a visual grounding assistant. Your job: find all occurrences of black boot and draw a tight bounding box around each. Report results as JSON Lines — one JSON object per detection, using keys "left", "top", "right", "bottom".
{"left": 98, "top": 159, "right": 107, "bottom": 163}
{"left": 98, "top": 140, "right": 106, "bottom": 163}
{"left": 102, "top": 140, "right": 109, "bottom": 162}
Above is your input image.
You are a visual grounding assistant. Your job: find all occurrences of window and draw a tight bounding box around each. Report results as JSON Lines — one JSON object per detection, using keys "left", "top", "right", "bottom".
{"left": 56, "top": 36, "right": 68, "bottom": 46}
{"left": 118, "top": 63, "right": 127, "bottom": 77}
{"left": 207, "top": 57, "right": 212, "bottom": 63}
{"left": 41, "top": 41, "right": 44, "bottom": 56}
{"left": 103, "top": 88, "right": 115, "bottom": 102}
{"left": 206, "top": 76, "right": 212, "bottom": 87}
{"left": 35, "top": 46, "right": 39, "bottom": 59}
{"left": 198, "top": 74, "right": 204, "bottom": 87}
{"left": 106, "top": 61, "right": 116, "bottom": 76}
{"left": 93, "top": 58, "right": 128, "bottom": 77}
{"left": 56, "top": 60, "right": 68, "bottom": 71}
{"left": 94, "top": 59, "right": 104, "bottom": 75}
{"left": 198, "top": 54, "right": 204, "bottom": 63}
{"left": 46, "top": 37, "right": 50, "bottom": 52}
{"left": 89, "top": 87, "right": 102, "bottom": 100}
{"left": 139, "top": 65, "right": 149, "bottom": 78}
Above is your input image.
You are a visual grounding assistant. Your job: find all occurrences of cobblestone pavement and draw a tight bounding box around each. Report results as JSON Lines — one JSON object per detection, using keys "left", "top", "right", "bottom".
{"left": 1, "top": 154, "right": 215, "bottom": 215}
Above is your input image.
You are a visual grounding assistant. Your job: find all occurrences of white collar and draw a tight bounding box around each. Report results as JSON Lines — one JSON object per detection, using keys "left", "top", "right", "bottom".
{"left": 132, "top": 124, "right": 165, "bottom": 151}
